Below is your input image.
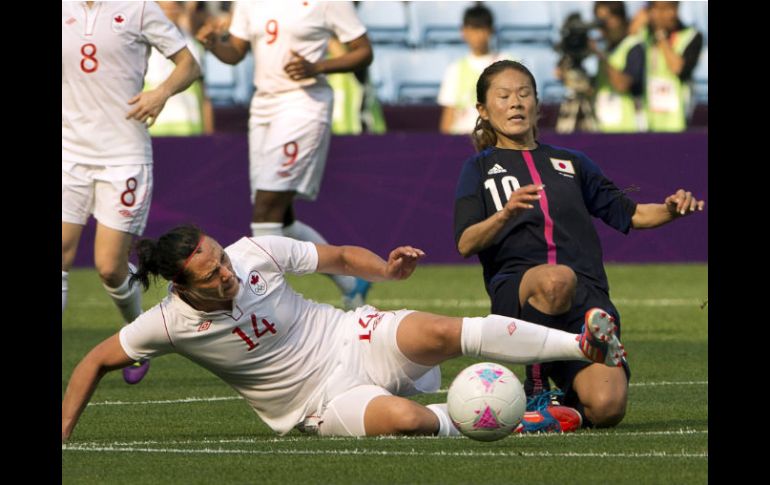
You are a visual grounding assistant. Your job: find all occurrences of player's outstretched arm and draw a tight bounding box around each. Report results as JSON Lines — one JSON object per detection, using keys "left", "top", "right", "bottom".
{"left": 315, "top": 244, "right": 425, "bottom": 282}
{"left": 62, "top": 334, "right": 135, "bottom": 443}
{"left": 126, "top": 47, "right": 201, "bottom": 126}
{"left": 631, "top": 188, "right": 705, "bottom": 229}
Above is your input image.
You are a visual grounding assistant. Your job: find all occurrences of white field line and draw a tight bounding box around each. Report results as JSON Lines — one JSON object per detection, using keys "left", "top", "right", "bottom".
{"left": 74, "top": 297, "right": 704, "bottom": 309}
{"left": 65, "top": 429, "right": 709, "bottom": 447}
{"left": 60, "top": 444, "right": 707, "bottom": 459}
{"left": 88, "top": 380, "right": 707, "bottom": 407}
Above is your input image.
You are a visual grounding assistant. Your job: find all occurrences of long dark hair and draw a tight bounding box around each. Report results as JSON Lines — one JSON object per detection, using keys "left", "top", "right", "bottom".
{"left": 131, "top": 224, "right": 204, "bottom": 290}
{"left": 472, "top": 60, "right": 539, "bottom": 152}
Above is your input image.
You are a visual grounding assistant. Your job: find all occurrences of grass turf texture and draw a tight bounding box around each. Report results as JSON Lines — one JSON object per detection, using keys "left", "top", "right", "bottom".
{"left": 62, "top": 264, "right": 707, "bottom": 484}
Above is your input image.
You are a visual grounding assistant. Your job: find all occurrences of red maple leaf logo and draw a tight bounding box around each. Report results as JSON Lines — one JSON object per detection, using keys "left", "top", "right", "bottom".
{"left": 251, "top": 274, "right": 259, "bottom": 285}
{"left": 114, "top": 15, "right": 124, "bottom": 23}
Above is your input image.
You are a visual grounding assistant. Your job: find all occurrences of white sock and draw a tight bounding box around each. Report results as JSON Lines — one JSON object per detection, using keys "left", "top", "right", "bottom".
{"left": 250, "top": 222, "right": 283, "bottom": 237}
{"left": 103, "top": 263, "right": 142, "bottom": 325}
{"left": 460, "top": 315, "right": 587, "bottom": 363}
{"left": 62, "top": 271, "right": 68, "bottom": 313}
{"left": 284, "top": 220, "right": 356, "bottom": 294}
{"left": 426, "top": 403, "right": 462, "bottom": 437}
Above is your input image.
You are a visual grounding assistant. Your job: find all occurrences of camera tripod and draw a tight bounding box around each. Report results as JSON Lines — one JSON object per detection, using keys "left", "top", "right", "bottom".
{"left": 555, "top": 68, "right": 597, "bottom": 134}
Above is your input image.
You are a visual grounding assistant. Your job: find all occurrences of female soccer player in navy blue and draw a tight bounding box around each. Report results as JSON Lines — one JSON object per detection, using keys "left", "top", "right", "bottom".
{"left": 454, "top": 60, "right": 704, "bottom": 432}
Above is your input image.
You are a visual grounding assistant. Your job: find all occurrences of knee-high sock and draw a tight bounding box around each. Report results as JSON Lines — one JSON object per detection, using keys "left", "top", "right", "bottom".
{"left": 284, "top": 220, "right": 356, "bottom": 294}
{"left": 426, "top": 403, "right": 462, "bottom": 437}
{"left": 460, "top": 315, "right": 587, "bottom": 363}
{"left": 62, "top": 271, "right": 68, "bottom": 314}
{"left": 250, "top": 222, "right": 283, "bottom": 237}
{"left": 102, "top": 263, "right": 142, "bottom": 325}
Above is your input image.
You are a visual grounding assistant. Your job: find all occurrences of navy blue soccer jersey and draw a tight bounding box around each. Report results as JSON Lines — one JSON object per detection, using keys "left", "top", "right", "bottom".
{"left": 454, "top": 144, "right": 637, "bottom": 292}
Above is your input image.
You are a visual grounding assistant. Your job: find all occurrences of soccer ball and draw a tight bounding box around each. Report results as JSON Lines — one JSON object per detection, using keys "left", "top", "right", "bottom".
{"left": 447, "top": 362, "right": 526, "bottom": 442}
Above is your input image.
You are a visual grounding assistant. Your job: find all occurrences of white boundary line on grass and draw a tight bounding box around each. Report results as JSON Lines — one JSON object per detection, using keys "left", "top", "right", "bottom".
{"left": 66, "top": 429, "right": 709, "bottom": 447}
{"left": 88, "top": 380, "right": 708, "bottom": 407}
{"left": 61, "top": 444, "right": 708, "bottom": 459}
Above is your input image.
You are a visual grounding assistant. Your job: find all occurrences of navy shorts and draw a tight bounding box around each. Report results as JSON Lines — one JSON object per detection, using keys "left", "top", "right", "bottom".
{"left": 489, "top": 272, "right": 631, "bottom": 407}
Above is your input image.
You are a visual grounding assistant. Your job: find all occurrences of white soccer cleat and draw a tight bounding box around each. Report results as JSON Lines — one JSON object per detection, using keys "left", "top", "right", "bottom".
{"left": 578, "top": 308, "right": 627, "bottom": 367}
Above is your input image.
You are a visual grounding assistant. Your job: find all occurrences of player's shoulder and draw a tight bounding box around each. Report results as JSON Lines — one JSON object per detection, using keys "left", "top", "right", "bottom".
{"left": 226, "top": 236, "right": 311, "bottom": 269}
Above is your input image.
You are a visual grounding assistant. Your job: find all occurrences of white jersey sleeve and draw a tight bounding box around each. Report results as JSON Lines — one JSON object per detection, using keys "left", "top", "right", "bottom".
{"left": 119, "top": 303, "right": 176, "bottom": 361}
{"left": 324, "top": 2, "right": 367, "bottom": 43}
{"left": 140, "top": 1, "right": 187, "bottom": 58}
{"left": 228, "top": 1, "right": 252, "bottom": 42}
{"left": 243, "top": 236, "right": 319, "bottom": 275}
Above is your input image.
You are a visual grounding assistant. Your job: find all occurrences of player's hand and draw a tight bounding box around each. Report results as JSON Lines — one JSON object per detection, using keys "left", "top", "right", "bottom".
{"left": 384, "top": 246, "right": 425, "bottom": 281}
{"left": 284, "top": 50, "right": 318, "bottom": 80}
{"left": 501, "top": 184, "right": 543, "bottom": 221}
{"left": 665, "top": 189, "right": 704, "bottom": 217}
{"left": 196, "top": 17, "right": 228, "bottom": 50}
{"left": 126, "top": 89, "right": 169, "bottom": 127}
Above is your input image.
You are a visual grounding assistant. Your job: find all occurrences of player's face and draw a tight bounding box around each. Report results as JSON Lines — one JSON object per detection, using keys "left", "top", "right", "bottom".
{"left": 184, "top": 237, "right": 240, "bottom": 301}
{"left": 477, "top": 68, "right": 538, "bottom": 148}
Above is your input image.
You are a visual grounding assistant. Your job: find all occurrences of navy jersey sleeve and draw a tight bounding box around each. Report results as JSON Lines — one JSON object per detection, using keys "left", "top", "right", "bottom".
{"left": 454, "top": 158, "right": 486, "bottom": 246}
{"left": 576, "top": 152, "right": 637, "bottom": 234}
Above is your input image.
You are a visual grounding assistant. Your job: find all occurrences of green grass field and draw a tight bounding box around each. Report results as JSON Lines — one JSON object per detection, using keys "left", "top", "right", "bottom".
{"left": 62, "top": 264, "right": 708, "bottom": 484}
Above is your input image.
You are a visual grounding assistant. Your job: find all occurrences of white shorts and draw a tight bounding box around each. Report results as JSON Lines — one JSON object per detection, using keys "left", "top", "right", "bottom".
{"left": 248, "top": 88, "right": 332, "bottom": 201}
{"left": 62, "top": 161, "right": 153, "bottom": 235}
{"left": 312, "top": 306, "right": 441, "bottom": 437}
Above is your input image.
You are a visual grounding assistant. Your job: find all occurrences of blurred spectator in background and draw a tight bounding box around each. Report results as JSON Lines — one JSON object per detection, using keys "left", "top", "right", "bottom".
{"left": 591, "top": 1, "right": 646, "bottom": 133}
{"left": 197, "top": 1, "right": 374, "bottom": 309}
{"left": 631, "top": 1, "right": 703, "bottom": 132}
{"left": 327, "top": 36, "right": 386, "bottom": 135}
{"left": 438, "top": 4, "right": 510, "bottom": 135}
{"left": 145, "top": 1, "right": 214, "bottom": 135}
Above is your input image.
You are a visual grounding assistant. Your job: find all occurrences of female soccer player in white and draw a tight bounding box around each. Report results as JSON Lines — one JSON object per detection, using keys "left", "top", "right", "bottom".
{"left": 62, "top": 1, "right": 201, "bottom": 384}
{"left": 62, "top": 225, "right": 625, "bottom": 441}
{"left": 196, "top": 1, "right": 374, "bottom": 309}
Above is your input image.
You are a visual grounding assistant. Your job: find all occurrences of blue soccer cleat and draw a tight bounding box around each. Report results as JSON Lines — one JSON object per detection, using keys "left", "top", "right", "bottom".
{"left": 515, "top": 390, "right": 582, "bottom": 433}
{"left": 342, "top": 278, "right": 371, "bottom": 310}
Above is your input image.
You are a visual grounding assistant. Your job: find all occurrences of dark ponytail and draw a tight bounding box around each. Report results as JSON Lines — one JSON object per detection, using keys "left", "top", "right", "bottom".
{"left": 471, "top": 60, "right": 540, "bottom": 152}
{"left": 130, "top": 224, "right": 204, "bottom": 291}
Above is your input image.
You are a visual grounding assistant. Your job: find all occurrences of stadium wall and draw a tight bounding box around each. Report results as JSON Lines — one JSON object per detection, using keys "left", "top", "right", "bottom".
{"left": 72, "top": 132, "right": 707, "bottom": 267}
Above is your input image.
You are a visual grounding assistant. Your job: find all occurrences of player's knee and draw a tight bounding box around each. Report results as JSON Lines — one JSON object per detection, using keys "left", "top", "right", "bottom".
{"left": 95, "top": 260, "right": 127, "bottom": 287}
{"left": 537, "top": 266, "right": 576, "bottom": 311}
{"left": 585, "top": 394, "right": 626, "bottom": 428}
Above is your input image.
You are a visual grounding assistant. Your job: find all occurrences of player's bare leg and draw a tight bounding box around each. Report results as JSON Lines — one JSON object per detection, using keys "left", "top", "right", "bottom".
{"left": 94, "top": 223, "right": 148, "bottom": 384}
{"left": 62, "top": 222, "right": 85, "bottom": 313}
{"left": 363, "top": 396, "right": 439, "bottom": 436}
{"left": 572, "top": 364, "right": 628, "bottom": 427}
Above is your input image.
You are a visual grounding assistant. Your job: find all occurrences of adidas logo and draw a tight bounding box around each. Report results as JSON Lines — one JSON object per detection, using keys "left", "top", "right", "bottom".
{"left": 487, "top": 164, "right": 507, "bottom": 175}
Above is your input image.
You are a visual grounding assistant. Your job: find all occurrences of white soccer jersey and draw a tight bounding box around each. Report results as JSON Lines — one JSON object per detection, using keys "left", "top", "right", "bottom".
{"left": 229, "top": 1, "right": 366, "bottom": 95}
{"left": 119, "top": 236, "right": 353, "bottom": 435}
{"left": 62, "top": 2, "right": 187, "bottom": 165}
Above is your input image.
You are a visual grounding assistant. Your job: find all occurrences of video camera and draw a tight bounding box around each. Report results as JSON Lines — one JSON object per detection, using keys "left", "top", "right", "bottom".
{"left": 555, "top": 13, "right": 604, "bottom": 71}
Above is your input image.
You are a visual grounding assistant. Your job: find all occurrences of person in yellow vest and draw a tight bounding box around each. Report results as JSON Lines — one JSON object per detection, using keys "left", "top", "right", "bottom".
{"left": 591, "top": 2, "right": 646, "bottom": 133}
{"left": 327, "top": 37, "right": 386, "bottom": 135}
{"left": 438, "top": 4, "right": 511, "bottom": 135}
{"left": 144, "top": 1, "right": 214, "bottom": 136}
{"left": 635, "top": 1, "right": 704, "bottom": 132}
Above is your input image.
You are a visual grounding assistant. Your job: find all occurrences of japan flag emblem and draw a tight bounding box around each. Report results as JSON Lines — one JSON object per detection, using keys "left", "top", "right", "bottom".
{"left": 248, "top": 270, "right": 267, "bottom": 296}
{"left": 550, "top": 158, "right": 575, "bottom": 175}
{"left": 112, "top": 13, "right": 128, "bottom": 33}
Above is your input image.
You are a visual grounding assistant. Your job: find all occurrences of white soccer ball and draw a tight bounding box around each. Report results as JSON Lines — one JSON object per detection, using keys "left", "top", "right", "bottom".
{"left": 447, "top": 362, "right": 526, "bottom": 442}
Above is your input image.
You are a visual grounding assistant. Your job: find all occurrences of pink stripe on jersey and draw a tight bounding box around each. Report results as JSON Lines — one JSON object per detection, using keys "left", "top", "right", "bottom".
{"left": 522, "top": 151, "right": 557, "bottom": 265}
{"left": 247, "top": 238, "right": 284, "bottom": 272}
